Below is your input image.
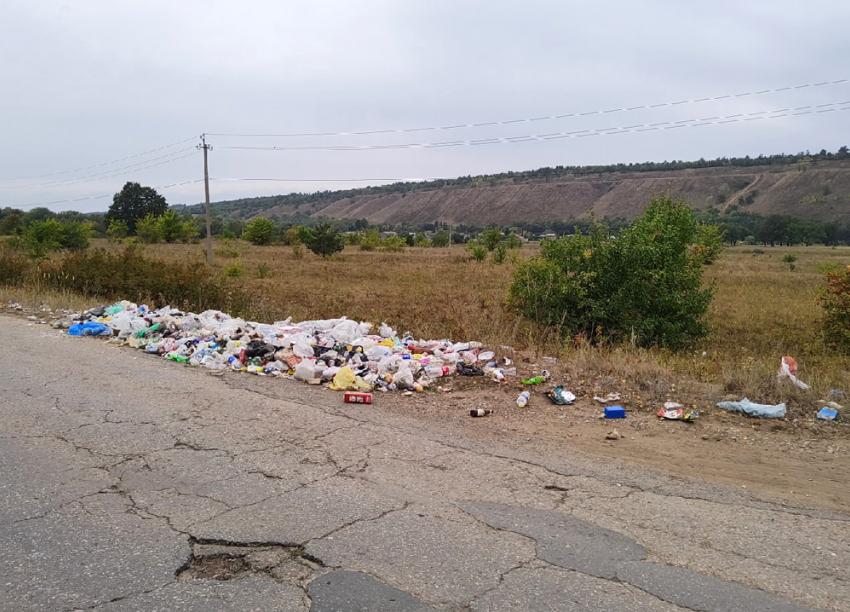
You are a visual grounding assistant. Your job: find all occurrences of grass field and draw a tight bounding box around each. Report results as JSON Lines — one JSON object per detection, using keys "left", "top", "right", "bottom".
{"left": 4, "top": 239, "right": 850, "bottom": 407}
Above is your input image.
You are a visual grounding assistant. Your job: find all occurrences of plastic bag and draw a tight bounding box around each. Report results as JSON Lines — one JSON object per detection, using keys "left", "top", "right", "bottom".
{"left": 778, "top": 356, "right": 810, "bottom": 390}
{"left": 717, "top": 398, "right": 786, "bottom": 419}
{"left": 68, "top": 321, "right": 110, "bottom": 336}
{"left": 328, "top": 366, "right": 372, "bottom": 391}
{"left": 379, "top": 322, "right": 396, "bottom": 339}
{"left": 393, "top": 364, "right": 414, "bottom": 388}
{"left": 293, "top": 360, "right": 316, "bottom": 381}
{"left": 547, "top": 386, "right": 576, "bottom": 405}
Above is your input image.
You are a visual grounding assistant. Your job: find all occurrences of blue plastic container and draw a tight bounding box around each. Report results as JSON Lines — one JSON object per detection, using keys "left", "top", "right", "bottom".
{"left": 604, "top": 406, "right": 626, "bottom": 419}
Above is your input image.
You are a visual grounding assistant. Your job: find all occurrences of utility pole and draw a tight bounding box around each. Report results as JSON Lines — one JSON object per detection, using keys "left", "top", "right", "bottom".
{"left": 198, "top": 134, "right": 213, "bottom": 262}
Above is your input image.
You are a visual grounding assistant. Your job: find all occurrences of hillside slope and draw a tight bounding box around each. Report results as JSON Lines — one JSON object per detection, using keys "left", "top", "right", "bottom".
{"left": 208, "top": 159, "right": 850, "bottom": 225}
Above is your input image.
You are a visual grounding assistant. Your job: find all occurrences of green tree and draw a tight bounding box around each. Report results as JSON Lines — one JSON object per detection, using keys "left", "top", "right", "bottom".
{"left": 0, "top": 211, "right": 23, "bottom": 235}
{"left": 159, "top": 210, "right": 186, "bottom": 243}
{"left": 305, "top": 223, "right": 345, "bottom": 258}
{"left": 505, "top": 233, "right": 522, "bottom": 249}
{"left": 59, "top": 221, "right": 93, "bottom": 251}
{"left": 23, "top": 219, "right": 64, "bottom": 259}
{"left": 480, "top": 227, "right": 503, "bottom": 251}
{"left": 360, "top": 229, "right": 381, "bottom": 251}
{"left": 23, "top": 207, "right": 56, "bottom": 225}
{"left": 107, "top": 182, "right": 167, "bottom": 234}
{"left": 107, "top": 219, "right": 129, "bottom": 241}
{"left": 431, "top": 230, "right": 450, "bottom": 247}
{"left": 136, "top": 213, "right": 164, "bottom": 244}
{"left": 510, "top": 195, "right": 716, "bottom": 347}
{"left": 242, "top": 217, "right": 277, "bottom": 245}
{"left": 181, "top": 220, "right": 199, "bottom": 243}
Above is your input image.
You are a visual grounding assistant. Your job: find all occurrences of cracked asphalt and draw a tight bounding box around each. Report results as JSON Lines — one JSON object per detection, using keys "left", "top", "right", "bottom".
{"left": 2, "top": 316, "right": 848, "bottom": 612}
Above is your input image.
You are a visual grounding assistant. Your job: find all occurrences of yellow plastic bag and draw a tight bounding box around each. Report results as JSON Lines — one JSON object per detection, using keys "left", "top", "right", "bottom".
{"left": 328, "top": 366, "right": 371, "bottom": 391}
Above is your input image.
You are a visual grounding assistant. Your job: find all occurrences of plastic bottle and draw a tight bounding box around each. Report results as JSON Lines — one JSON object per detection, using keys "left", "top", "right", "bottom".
{"left": 470, "top": 408, "right": 494, "bottom": 417}
{"left": 517, "top": 391, "right": 530, "bottom": 408}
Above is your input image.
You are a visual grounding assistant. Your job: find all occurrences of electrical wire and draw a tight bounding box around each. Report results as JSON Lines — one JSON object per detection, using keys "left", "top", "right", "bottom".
{"left": 1, "top": 148, "right": 199, "bottom": 189}
{"left": 0, "top": 136, "right": 198, "bottom": 182}
{"left": 216, "top": 102, "right": 850, "bottom": 152}
{"left": 14, "top": 179, "right": 206, "bottom": 210}
{"left": 206, "top": 78, "right": 848, "bottom": 138}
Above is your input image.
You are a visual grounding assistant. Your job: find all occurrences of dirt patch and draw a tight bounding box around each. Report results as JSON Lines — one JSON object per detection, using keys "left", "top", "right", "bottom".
{"left": 376, "top": 372, "right": 850, "bottom": 513}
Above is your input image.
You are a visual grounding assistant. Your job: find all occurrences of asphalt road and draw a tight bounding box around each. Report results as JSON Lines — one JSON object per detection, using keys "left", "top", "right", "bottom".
{"left": 1, "top": 316, "right": 848, "bottom": 611}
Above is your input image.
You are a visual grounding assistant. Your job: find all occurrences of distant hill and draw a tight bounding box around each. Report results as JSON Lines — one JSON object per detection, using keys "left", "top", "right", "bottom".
{"left": 185, "top": 150, "right": 850, "bottom": 227}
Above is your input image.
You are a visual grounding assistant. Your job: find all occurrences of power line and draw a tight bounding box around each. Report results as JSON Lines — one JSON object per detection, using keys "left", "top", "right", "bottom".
{"left": 0, "top": 136, "right": 198, "bottom": 182}
{"left": 13, "top": 179, "right": 206, "bottom": 210}
{"left": 216, "top": 102, "right": 850, "bottom": 152}
{"left": 210, "top": 177, "right": 443, "bottom": 183}
{"left": 0, "top": 148, "right": 199, "bottom": 189}
{"left": 206, "top": 78, "right": 848, "bottom": 138}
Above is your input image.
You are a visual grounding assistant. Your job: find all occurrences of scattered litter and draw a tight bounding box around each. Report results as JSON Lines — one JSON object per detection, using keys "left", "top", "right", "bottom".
{"left": 819, "top": 399, "right": 843, "bottom": 411}
{"left": 593, "top": 393, "right": 621, "bottom": 404}
{"left": 437, "top": 386, "right": 452, "bottom": 393}
{"left": 547, "top": 386, "right": 576, "bottom": 405}
{"left": 717, "top": 398, "right": 787, "bottom": 419}
{"left": 604, "top": 406, "right": 626, "bottom": 419}
{"left": 344, "top": 391, "right": 372, "bottom": 404}
{"left": 817, "top": 408, "right": 838, "bottom": 421}
{"left": 470, "top": 409, "right": 494, "bottom": 417}
{"left": 663, "top": 401, "right": 683, "bottom": 410}
{"left": 542, "top": 356, "right": 558, "bottom": 364}
{"left": 522, "top": 372, "right": 550, "bottom": 385}
{"left": 657, "top": 407, "right": 699, "bottom": 422}
{"left": 605, "top": 429, "right": 621, "bottom": 440}
{"left": 830, "top": 389, "right": 845, "bottom": 400}
{"left": 516, "top": 391, "right": 530, "bottom": 408}
{"left": 778, "top": 356, "right": 810, "bottom": 390}
{"left": 68, "top": 321, "right": 110, "bottom": 336}
{"left": 503, "top": 357, "right": 513, "bottom": 366}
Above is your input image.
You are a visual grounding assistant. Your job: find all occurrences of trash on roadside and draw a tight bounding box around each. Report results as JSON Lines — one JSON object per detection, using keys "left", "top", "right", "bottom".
{"left": 778, "top": 356, "right": 811, "bottom": 390}
{"left": 344, "top": 391, "right": 372, "bottom": 404}
{"left": 68, "top": 321, "right": 110, "bottom": 336}
{"left": 605, "top": 429, "right": 621, "bottom": 440}
{"left": 523, "top": 376, "right": 547, "bottom": 385}
{"left": 717, "top": 398, "right": 787, "bottom": 419}
{"left": 817, "top": 408, "right": 838, "bottom": 421}
{"left": 604, "top": 406, "right": 626, "bottom": 419}
{"left": 819, "top": 399, "right": 843, "bottom": 411}
{"left": 594, "top": 392, "right": 621, "bottom": 404}
{"left": 663, "top": 401, "right": 683, "bottom": 410}
{"left": 516, "top": 391, "right": 530, "bottom": 408}
{"left": 470, "top": 408, "right": 494, "bottom": 417}
{"left": 658, "top": 407, "right": 699, "bottom": 422}
{"left": 547, "top": 386, "right": 576, "bottom": 405}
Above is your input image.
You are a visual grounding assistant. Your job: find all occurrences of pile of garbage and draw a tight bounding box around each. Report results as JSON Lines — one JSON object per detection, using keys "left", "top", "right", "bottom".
{"left": 59, "top": 301, "right": 504, "bottom": 392}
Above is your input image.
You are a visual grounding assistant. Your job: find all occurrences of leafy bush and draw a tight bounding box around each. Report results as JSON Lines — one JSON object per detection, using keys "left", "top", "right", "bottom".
{"left": 256, "top": 263, "right": 272, "bottom": 279}
{"left": 382, "top": 236, "right": 406, "bottom": 253}
{"left": 782, "top": 253, "right": 798, "bottom": 264}
{"left": 136, "top": 213, "right": 164, "bottom": 244}
{"left": 242, "top": 217, "right": 277, "bottom": 246}
{"left": 223, "top": 262, "right": 243, "bottom": 277}
{"left": 509, "top": 195, "right": 716, "bottom": 347}
{"left": 470, "top": 244, "right": 487, "bottom": 262}
{"left": 0, "top": 246, "right": 30, "bottom": 284}
{"left": 480, "top": 227, "right": 503, "bottom": 251}
{"left": 305, "top": 223, "right": 345, "bottom": 258}
{"left": 431, "top": 230, "right": 450, "bottom": 247}
{"left": 492, "top": 243, "right": 507, "bottom": 264}
{"left": 360, "top": 229, "right": 381, "bottom": 251}
{"left": 505, "top": 234, "right": 522, "bottom": 249}
{"left": 817, "top": 265, "right": 850, "bottom": 351}
{"left": 693, "top": 224, "right": 723, "bottom": 264}
{"left": 107, "top": 219, "right": 129, "bottom": 242}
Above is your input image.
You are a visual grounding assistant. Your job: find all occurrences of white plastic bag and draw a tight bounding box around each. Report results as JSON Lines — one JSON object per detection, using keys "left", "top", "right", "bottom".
{"left": 379, "top": 322, "right": 396, "bottom": 338}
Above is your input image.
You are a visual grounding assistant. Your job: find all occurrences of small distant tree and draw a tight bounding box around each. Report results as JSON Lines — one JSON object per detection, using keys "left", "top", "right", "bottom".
{"left": 242, "top": 217, "right": 277, "bottom": 245}
{"left": 181, "top": 219, "right": 199, "bottom": 243}
{"left": 0, "top": 211, "right": 24, "bottom": 235}
{"left": 107, "top": 219, "right": 129, "bottom": 242}
{"left": 505, "top": 233, "right": 522, "bottom": 249}
{"left": 136, "top": 213, "right": 164, "bottom": 244}
{"left": 305, "top": 223, "right": 345, "bottom": 258}
{"left": 381, "top": 235, "right": 406, "bottom": 253}
{"left": 107, "top": 182, "right": 167, "bottom": 234}
{"left": 23, "top": 219, "right": 63, "bottom": 259}
{"left": 59, "top": 221, "right": 93, "bottom": 251}
{"left": 360, "top": 229, "right": 381, "bottom": 251}
{"left": 480, "top": 227, "right": 503, "bottom": 251}
{"left": 431, "top": 230, "right": 450, "bottom": 247}
{"left": 159, "top": 210, "right": 185, "bottom": 243}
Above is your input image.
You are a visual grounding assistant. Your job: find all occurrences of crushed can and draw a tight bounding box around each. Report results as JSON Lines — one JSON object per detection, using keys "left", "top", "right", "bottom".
{"left": 344, "top": 392, "right": 372, "bottom": 404}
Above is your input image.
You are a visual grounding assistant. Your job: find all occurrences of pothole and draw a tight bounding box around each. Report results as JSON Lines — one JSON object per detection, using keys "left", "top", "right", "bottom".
{"left": 177, "top": 538, "right": 322, "bottom": 584}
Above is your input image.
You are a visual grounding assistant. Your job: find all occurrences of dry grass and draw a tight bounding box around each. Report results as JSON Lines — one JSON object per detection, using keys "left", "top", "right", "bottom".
{"left": 5, "top": 239, "right": 850, "bottom": 409}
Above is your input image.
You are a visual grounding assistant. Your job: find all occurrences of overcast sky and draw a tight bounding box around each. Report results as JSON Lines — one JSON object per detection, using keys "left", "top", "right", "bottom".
{"left": 2, "top": 0, "right": 849, "bottom": 213}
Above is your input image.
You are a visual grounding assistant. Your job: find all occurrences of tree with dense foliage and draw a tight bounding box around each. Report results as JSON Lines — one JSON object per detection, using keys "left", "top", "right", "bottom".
{"left": 480, "top": 227, "right": 503, "bottom": 251}
{"left": 108, "top": 182, "right": 167, "bottom": 234}
{"left": 305, "top": 223, "right": 345, "bottom": 257}
{"left": 431, "top": 230, "right": 450, "bottom": 247}
{"left": 510, "top": 195, "right": 717, "bottom": 347}
{"left": 242, "top": 217, "right": 277, "bottom": 245}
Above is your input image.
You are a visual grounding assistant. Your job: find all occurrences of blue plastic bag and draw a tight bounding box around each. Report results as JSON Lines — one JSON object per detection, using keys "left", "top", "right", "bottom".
{"left": 716, "top": 397, "right": 786, "bottom": 419}
{"left": 68, "top": 321, "right": 110, "bottom": 337}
